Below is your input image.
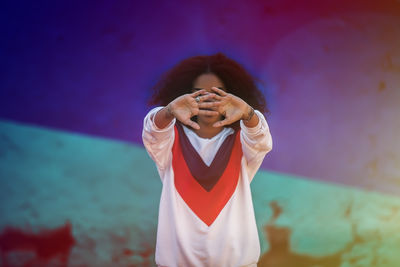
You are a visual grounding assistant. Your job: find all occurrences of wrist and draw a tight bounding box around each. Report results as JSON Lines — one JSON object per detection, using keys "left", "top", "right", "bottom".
{"left": 165, "top": 104, "right": 175, "bottom": 119}
{"left": 242, "top": 105, "right": 255, "bottom": 121}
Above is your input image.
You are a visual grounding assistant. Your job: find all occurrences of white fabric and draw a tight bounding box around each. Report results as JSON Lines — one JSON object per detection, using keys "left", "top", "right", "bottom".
{"left": 182, "top": 125, "right": 234, "bottom": 166}
{"left": 142, "top": 107, "right": 273, "bottom": 267}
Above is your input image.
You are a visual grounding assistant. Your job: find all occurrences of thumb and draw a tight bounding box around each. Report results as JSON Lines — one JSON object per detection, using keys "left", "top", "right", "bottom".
{"left": 182, "top": 119, "right": 200, "bottom": 130}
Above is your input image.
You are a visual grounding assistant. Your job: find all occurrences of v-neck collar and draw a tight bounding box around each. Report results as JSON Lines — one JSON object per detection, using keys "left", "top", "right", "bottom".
{"left": 175, "top": 123, "right": 237, "bottom": 191}
{"left": 182, "top": 125, "right": 234, "bottom": 166}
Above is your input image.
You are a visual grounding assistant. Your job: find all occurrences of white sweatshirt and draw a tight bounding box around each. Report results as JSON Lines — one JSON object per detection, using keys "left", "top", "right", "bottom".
{"left": 142, "top": 107, "right": 272, "bottom": 267}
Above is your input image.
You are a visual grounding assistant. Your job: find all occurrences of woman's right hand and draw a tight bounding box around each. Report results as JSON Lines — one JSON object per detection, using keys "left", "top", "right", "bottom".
{"left": 167, "top": 89, "right": 219, "bottom": 129}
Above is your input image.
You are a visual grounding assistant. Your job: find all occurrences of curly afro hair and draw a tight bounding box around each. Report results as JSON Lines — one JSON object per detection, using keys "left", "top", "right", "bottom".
{"left": 149, "top": 53, "right": 268, "bottom": 129}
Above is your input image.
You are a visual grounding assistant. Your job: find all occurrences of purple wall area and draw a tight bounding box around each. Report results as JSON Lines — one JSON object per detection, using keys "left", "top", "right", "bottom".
{"left": 1, "top": 0, "right": 400, "bottom": 193}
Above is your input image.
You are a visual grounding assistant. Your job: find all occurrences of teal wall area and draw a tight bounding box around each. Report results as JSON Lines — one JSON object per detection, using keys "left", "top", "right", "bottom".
{"left": 1, "top": 120, "right": 400, "bottom": 266}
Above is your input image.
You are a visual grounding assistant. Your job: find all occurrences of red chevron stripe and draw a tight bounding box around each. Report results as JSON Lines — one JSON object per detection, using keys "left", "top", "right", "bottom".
{"left": 172, "top": 127, "right": 243, "bottom": 226}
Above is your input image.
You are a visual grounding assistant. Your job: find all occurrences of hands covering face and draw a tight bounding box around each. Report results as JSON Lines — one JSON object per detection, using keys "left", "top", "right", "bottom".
{"left": 167, "top": 87, "right": 251, "bottom": 129}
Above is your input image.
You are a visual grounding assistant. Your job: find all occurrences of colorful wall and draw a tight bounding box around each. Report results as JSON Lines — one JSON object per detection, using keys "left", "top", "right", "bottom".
{"left": 1, "top": 0, "right": 400, "bottom": 266}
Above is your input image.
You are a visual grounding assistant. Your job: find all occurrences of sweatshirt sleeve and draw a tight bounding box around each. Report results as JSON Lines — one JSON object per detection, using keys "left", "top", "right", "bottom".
{"left": 142, "top": 107, "right": 176, "bottom": 172}
{"left": 240, "top": 110, "right": 273, "bottom": 181}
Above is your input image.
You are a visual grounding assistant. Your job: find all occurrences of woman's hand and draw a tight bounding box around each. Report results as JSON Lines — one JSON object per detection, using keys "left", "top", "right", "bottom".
{"left": 206, "top": 87, "right": 256, "bottom": 128}
{"left": 167, "top": 89, "right": 219, "bottom": 129}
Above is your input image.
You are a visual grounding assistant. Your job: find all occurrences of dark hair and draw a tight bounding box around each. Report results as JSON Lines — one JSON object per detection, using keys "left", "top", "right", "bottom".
{"left": 149, "top": 53, "right": 268, "bottom": 128}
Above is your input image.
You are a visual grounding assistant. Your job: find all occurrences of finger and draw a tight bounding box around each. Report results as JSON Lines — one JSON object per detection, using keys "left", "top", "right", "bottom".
{"left": 194, "top": 93, "right": 218, "bottom": 104}
{"left": 182, "top": 119, "right": 200, "bottom": 130}
{"left": 211, "top": 87, "right": 227, "bottom": 96}
{"left": 213, "top": 118, "right": 234, "bottom": 128}
{"left": 190, "top": 91, "right": 210, "bottom": 105}
{"left": 190, "top": 89, "right": 207, "bottom": 97}
{"left": 210, "top": 94, "right": 223, "bottom": 101}
{"left": 198, "top": 93, "right": 217, "bottom": 102}
{"left": 195, "top": 94, "right": 223, "bottom": 106}
{"left": 198, "top": 109, "right": 219, "bottom": 116}
{"left": 198, "top": 101, "right": 221, "bottom": 109}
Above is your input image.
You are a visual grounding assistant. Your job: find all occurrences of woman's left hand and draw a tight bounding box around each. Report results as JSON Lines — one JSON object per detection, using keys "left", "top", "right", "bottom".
{"left": 207, "top": 87, "right": 254, "bottom": 127}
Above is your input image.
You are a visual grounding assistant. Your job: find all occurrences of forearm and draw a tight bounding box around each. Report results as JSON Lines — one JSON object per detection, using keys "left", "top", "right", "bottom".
{"left": 154, "top": 105, "right": 175, "bottom": 129}
{"left": 242, "top": 105, "right": 258, "bottom": 128}
{"left": 240, "top": 110, "right": 272, "bottom": 153}
{"left": 142, "top": 107, "right": 175, "bottom": 169}
{"left": 240, "top": 110, "right": 272, "bottom": 181}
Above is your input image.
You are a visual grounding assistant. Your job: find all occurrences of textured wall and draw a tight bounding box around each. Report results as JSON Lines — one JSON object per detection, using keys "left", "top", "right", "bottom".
{"left": 1, "top": 0, "right": 400, "bottom": 266}
{"left": 1, "top": 121, "right": 400, "bottom": 266}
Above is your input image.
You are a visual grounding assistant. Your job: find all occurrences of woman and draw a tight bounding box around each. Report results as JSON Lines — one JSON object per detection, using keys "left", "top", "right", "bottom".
{"left": 142, "top": 53, "right": 273, "bottom": 267}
